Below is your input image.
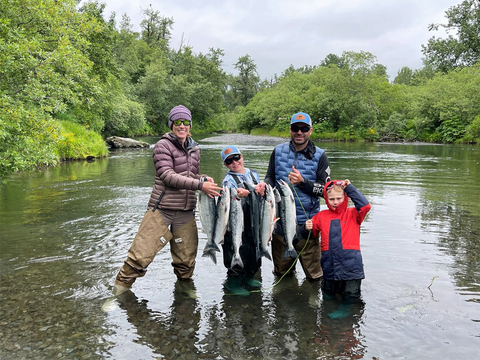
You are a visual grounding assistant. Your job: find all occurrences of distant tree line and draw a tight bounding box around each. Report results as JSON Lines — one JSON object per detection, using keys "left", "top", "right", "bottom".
{"left": 1, "top": 0, "right": 479, "bottom": 180}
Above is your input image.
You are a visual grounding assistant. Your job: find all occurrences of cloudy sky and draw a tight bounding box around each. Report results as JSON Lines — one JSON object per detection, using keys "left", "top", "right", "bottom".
{"left": 97, "top": 0, "right": 461, "bottom": 81}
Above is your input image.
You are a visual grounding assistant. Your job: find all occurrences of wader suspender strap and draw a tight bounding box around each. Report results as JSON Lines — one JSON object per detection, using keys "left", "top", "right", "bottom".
{"left": 152, "top": 191, "right": 165, "bottom": 212}
{"left": 230, "top": 172, "right": 258, "bottom": 187}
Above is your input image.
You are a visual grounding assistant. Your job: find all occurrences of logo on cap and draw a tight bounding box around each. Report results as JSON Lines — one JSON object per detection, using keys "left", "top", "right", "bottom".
{"left": 295, "top": 114, "right": 306, "bottom": 120}
{"left": 224, "top": 148, "right": 233, "bottom": 155}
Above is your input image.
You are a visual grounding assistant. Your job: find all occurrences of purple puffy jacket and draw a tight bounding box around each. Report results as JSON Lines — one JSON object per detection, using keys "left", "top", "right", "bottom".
{"left": 147, "top": 133, "right": 203, "bottom": 211}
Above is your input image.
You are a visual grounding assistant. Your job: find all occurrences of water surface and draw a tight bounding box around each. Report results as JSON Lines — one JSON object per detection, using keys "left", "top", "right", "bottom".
{"left": 1, "top": 134, "right": 479, "bottom": 359}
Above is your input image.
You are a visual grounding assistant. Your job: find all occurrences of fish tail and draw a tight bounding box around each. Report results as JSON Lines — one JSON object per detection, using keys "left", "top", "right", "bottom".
{"left": 230, "top": 254, "right": 244, "bottom": 269}
{"left": 283, "top": 247, "right": 298, "bottom": 259}
{"left": 204, "top": 240, "right": 221, "bottom": 253}
{"left": 259, "top": 248, "right": 272, "bottom": 261}
{"left": 202, "top": 249, "right": 218, "bottom": 264}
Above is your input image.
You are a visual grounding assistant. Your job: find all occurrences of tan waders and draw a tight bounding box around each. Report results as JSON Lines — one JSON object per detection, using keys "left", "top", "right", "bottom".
{"left": 271, "top": 232, "right": 323, "bottom": 280}
{"left": 169, "top": 217, "right": 199, "bottom": 280}
{"left": 115, "top": 209, "right": 198, "bottom": 291}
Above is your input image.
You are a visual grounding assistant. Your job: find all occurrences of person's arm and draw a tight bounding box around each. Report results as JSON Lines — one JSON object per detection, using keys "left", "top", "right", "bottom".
{"left": 255, "top": 150, "right": 276, "bottom": 197}
{"left": 155, "top": 142, "right": 221, "bottom": 195}
{"left": 297, "top": 152, "right": 331, "bottom": 196}
{"left": 299, "top": 219, "right": 312, "bottom": 239}
{"left": 264, "top": 150, "right": 276, "bottom": 187}
{"left": 299, "top": 215, "right": 321, "bottom": 239}
{"left": 344, "top": 182, "right": 371, "bottom": 224}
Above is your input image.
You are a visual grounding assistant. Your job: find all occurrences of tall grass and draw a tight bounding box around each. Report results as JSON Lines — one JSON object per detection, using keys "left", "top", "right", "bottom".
{"left": 56, "top": 120, "right": 108, "bottom": 160}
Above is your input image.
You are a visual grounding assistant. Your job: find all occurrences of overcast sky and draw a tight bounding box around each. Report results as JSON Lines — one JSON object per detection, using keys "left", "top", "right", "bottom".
{"left": 97, "top": 0, "right": 461, "bottom": 81}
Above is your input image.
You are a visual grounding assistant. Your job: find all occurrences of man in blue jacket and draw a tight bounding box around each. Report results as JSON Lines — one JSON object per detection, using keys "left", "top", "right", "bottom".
{"left": 256, "top": 112, "right": 331, "bottom": 281}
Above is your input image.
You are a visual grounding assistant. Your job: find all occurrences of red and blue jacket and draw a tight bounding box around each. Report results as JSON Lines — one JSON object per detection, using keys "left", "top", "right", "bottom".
{"left": 306, "top": 180, "right": 371, "bottom": 281}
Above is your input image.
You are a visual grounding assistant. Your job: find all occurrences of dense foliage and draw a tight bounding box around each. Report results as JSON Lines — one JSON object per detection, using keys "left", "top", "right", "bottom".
{"left": 1, "top": 0, "right": 479, "bottom": 181}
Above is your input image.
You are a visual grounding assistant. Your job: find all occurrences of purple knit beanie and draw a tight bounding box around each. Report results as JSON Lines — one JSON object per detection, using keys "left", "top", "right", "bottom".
{"left": 168, "top": 105, "right": 192, "bottom": 129}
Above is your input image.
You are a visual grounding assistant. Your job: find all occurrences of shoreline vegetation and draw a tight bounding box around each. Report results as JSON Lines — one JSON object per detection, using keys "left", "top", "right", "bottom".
{"left": 1, "top": 0, "right": 480, "bottom": 181}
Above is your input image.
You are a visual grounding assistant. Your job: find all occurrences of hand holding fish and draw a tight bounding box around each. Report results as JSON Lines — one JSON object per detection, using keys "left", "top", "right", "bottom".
{"left": 201, "top": 181, "right": 222, "bottom": 198}
{"left": 288, "top": 166, "right": 304, "bottom": 185}
{"left": 255, "top": 182, "right": 266, "bottom": 197}
{"left": 305, "top": 219, "right": 313, "bottom": 231}
{"left": 236, "top": 187, "right": 250, "bottom": 198}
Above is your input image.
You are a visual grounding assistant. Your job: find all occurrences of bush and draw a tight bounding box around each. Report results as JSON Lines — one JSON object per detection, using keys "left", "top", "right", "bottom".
{"left": 459, "top": 116, "right": 480, "bottom": 143}
{"left": 56, "top": 121, "right": 108, "bottom": 160}
{"left": 104, "top": 94, "right": 146, "bottom": 137}
{"left": 0, "top": 98, "right": 60, "bottom": 180}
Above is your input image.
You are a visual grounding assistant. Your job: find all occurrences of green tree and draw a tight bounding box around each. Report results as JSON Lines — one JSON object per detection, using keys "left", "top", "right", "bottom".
{"left": 410, "top": 64, "right": 436, "bottom": 85}
{"left": 422, "top": 0, "right": 480, "bottom": 72}
{"left": 320, "top": 53, "right": 345, "bottom": 68}
{"left": 233, "top": 54, "right": 260, "bottom": 106}
{"left": 410, "top": 63, "right": 480, "bottom": 142}
{"left": 113, "top": 13, "right": 153, "bottom": 87}
{"left": 394, "top": 66, "right": 414, "bottom": 85}
{"left": 0, "top": 0, "right": 114, "bottom": 179}
{"left": 140, "top": 5, "right": 173, "bottom": 50}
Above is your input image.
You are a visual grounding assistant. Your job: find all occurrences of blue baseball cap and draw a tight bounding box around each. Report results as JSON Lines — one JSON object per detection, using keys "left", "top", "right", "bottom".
{"left": 221, "top": 145, "right": 242, "bottom": 162}
{"left": 290, "top": 112, "right": 312, "bottom": 126}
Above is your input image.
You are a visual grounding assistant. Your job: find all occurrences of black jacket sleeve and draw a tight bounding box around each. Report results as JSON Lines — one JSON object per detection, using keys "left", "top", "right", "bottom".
{"left": 264, "top": 150, "right": 276, "bottom": 187}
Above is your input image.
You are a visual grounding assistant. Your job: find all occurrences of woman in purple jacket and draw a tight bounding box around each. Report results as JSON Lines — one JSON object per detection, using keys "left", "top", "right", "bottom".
{"left": 113, "top": 105, "right": 221, "bottom": 295}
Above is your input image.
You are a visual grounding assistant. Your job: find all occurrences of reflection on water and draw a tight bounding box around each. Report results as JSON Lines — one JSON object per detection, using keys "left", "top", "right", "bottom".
{"left": 1, "top": 135, "right": 479, "bottom": 359}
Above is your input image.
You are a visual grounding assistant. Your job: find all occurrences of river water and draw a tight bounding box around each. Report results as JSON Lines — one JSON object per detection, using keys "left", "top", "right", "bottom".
{"left": 0, "top": 134, "right": 479, "bottom": 360}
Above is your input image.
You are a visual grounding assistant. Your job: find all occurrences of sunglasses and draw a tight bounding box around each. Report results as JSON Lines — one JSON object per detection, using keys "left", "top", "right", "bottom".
{"left": 326, "top": 180, "right": 343, "bottom": 190}
{"left": 172, "top": 120, "right": 191, "bottom": 126}
{"left": 290, "top": 125, "right": 311, "bottom": 133}
{"left": 224, "top": 154, "right": 241, "bottom": 165}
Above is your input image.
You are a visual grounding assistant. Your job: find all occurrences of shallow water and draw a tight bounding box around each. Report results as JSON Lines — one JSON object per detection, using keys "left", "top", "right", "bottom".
{"left": 0, "top": 134, "right": 479, "bottom": 359}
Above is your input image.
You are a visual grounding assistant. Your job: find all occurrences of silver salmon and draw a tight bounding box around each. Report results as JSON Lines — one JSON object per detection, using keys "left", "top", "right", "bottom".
{"left": 212, "top": 186, "right": 230, "bottom": 251}
{"left": 199, "top": 191, "right": 218, "bottom": 263}
{"left": 259, "top": 183, "right": 277, "bottom": 261}
{"left": 244, "top": 182, "right": 261, "bottom": 260}
{"left": 229, "top": 188, "right": 244, "bottom": 269}
{"left": 277, "top": 179, "right": 297, "bottom": 259}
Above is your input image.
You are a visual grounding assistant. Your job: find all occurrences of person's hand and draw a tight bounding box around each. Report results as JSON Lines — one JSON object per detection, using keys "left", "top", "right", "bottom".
{"left": 236, "top": 188, "right": 250, "bottom": 198}
{"left": 305, "top": 219, "right": 313, "bottom": 231}
{"left": 342, "top": 179, "right": 350, "bottom": 188}
{"left": 205, "top": 176, "right": 215, "bottom": 183}
{"left": 201, "top": 181, "right": 222, "bottom": 198}
{"left": 255, "top": 182, "right": 266, "bottom": 197}
{"left": 288, "top": 166, "right": 304, "bottom": 185}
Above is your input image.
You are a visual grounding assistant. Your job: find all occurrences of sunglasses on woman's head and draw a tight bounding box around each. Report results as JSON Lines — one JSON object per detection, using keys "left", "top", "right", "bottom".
{"left": 290, "top": 125, "right": 311, "bottom": 133}
{"left": 224, "top": 154, "right": 241, "bottom": 165}
{"left": 173, "top": 120, "right": 191, "bottom": 126}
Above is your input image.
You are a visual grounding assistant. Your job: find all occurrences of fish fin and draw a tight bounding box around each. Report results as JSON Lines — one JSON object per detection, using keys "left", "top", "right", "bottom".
{"left": 202, "top": 249, "right": 218, "bottom": 264}
{"left": 230, "top": 254, "right": 244, "bottom": 269}
{"left": 283, "top": 247, "right": 298, "bottom": 259}
{"left": 204, "top": 240, "right": 221, "bottom": 252}
{"left": 259, "top": 249, "right": 272, "bottom": 261}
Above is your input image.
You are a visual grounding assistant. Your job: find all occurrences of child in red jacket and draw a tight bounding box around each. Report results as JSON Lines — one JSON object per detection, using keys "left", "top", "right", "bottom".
{"left": 303, "top": 179, "right": 371, "bottom": 307}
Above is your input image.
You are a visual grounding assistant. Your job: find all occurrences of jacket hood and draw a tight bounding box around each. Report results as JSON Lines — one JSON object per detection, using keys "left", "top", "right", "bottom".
{"left": 324, "top": 180, "right": 349, "bottom": 213}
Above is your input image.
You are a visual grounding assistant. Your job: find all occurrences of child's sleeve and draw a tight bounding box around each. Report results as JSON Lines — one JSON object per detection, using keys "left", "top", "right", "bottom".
{"left": 298, "top": 225, "right": 310, "bottom": 240}
{"left": 298, "top": 213, "right": 321, "bottom": 240}
{"left": 344, "top": 184, "right": 371, "bottom": 224}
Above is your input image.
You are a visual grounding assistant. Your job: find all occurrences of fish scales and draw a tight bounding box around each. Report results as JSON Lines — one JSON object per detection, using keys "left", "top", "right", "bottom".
{"left": 244, "top": 182, "right": 261, "bottom": 261}
{"left": 277, "top": 179, "right": 298, "bottom": 259}
{"left": 229, "top": 188, "right": 244, "bottom": 269}
{"left": 259, "top": 183, "right": 276, "bottom": 261}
